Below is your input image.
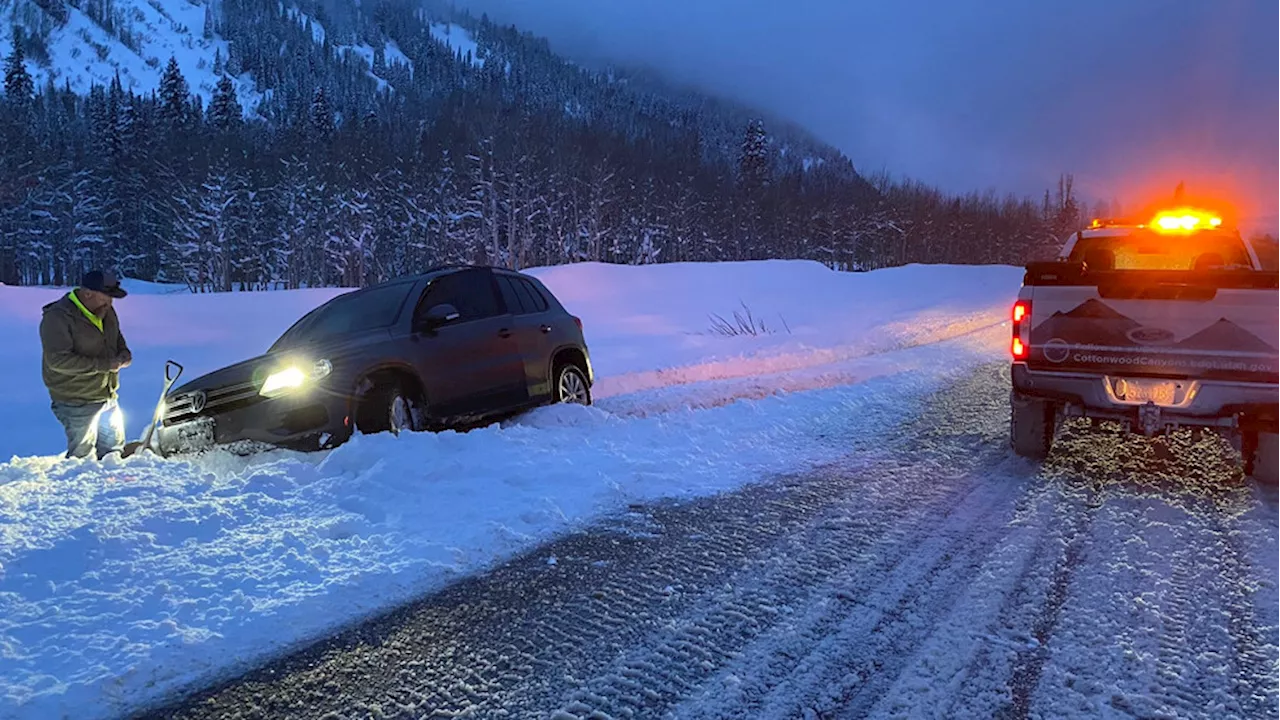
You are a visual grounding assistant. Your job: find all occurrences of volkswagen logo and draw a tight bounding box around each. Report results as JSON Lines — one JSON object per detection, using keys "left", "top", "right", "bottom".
{"left": 190, "top": 390, "right": 207, "bottom": 414}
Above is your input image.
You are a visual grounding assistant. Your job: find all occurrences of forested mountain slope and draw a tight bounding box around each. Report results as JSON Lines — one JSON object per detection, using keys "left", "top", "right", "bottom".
{"left": 1, "top": 0, "right": 1069, "bottom": 290}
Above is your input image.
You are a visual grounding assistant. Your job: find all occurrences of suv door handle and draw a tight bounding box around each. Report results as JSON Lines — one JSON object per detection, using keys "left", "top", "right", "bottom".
{"left": 540, "top": 324, "right": 552, "bottom": 333}
{"left": 498, "top": 328, "right": 512, "bottom": 339}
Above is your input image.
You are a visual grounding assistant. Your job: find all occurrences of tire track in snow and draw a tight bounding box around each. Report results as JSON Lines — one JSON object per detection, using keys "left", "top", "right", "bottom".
{"left": 995, "top": 422, "right": 1278, "bottom": 720}
{"left": 1000, "top": 491, "right": 1097, "bottom": 720}
{"left": 841, "top": 444, "right": 1100, "bottom": 720}
{"left": 139, "top": 364, "right": 1017, "bottom": 720}
{"left": 663, "top": 365, "right": 1033, "bottom": 720}
{"left": 1207, "top": 510, "right": 1279, "bottom": 719}
{"left": 558, "top": 452, "right": 1018, "bottom": 720}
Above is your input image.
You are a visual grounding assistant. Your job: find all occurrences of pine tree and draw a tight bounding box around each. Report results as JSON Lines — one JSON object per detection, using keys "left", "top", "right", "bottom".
{"left": 3, "top": 41, "right": 34, "bottom": 105}
{"left": 67, "top": 168, "right": 108, "bottom": 273}
{"left": 225, "top": 42, "right": 242, "bottom": 76}
{"left": 207, "top": 75, "right": 243, "bottom": 131}
{"left": 172, "top": 163, "right": 243, "bottom": 292}
{"left": 159, "top": 56, "right": 190, "bottom": 128}
{"left": 736, "top": 119, "right": 770, "bottom": 259}
{"left": 213, "top": 49, "right": 224, "bottom": 77}
{"left": 738, "top": 119, "right": 769, "bottom": 192}
{"left": 309, "top": 86, "right": 334, "bottom": 142}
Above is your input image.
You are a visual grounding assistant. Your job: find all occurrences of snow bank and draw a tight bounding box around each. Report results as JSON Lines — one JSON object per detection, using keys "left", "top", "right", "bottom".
{"left": 528, "top": 260, "right": 1018, "bottom": 396}
{"left": 0, "top": 260, "right": 1024, "bottom": 718}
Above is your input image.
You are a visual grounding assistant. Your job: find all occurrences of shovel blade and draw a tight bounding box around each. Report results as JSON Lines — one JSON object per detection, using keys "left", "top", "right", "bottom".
{"left": 120, "top": 440, "right": 147, "bottom": 459}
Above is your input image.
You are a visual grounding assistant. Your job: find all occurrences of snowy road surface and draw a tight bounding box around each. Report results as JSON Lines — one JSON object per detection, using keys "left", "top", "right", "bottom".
{"left": 141, "top": 364, "right": 1279, "bottom": 720}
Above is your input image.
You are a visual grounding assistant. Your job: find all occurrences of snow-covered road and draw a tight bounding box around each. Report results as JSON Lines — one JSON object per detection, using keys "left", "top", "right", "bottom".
{"left": 141, "top": 363, "right": 1279, "bottom": 720}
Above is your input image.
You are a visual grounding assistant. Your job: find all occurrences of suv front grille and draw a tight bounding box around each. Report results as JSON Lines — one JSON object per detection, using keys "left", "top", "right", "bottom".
{"left": 164, "top": 380, "right": 261, "bottom": 425}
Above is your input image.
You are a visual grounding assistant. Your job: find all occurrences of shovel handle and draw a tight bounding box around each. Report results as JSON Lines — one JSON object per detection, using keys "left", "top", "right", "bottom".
{"left": 165, "top": 360, "right": 184, "bottom": 383}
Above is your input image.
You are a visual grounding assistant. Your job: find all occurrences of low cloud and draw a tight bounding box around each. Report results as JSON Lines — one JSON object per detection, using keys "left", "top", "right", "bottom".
{"left": 456, "top": 0, "right": 1277, "bottom": 230}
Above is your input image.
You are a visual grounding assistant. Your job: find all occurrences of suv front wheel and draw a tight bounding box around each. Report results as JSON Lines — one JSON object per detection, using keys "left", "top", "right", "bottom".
{"left": 358, "top": 380, "right": 428, "bottom": 435}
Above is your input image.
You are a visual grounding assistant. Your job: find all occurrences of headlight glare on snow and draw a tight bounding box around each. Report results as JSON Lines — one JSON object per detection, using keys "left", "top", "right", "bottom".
{"left": 260, "top": 359, "right": 332, "bottom": 398}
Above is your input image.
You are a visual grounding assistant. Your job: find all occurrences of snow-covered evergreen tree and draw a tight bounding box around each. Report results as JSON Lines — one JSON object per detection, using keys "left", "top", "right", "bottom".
{"left": 159, "top": 56, "right": 190, "bottom": 129}
{"left": 3, "top": 41, "right": 34, "bottom": 105}
{"left": 207, "top": 75, "right": 242, "bottom": 131}
{"left": 738, "top": 119, "right": 769, "bottom": 191}
{"left": 172, "top": 163, "right": 244, "bottom": 292}
{"left": 309, "top": 86, "right": 334, "bottom": 142}
{"left": 66, "top": 168, "right": 108, "bottom": 274}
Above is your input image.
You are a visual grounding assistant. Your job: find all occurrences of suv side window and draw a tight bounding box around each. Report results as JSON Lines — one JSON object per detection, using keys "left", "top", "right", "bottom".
{"left": 495, "top": 275, "right": 527, "bottom": 315}
{"left": 417, "top": 269, "right": 501, "bottom": 324}
{"left": 514, "top": 277, "right": 548, "bottom": 313}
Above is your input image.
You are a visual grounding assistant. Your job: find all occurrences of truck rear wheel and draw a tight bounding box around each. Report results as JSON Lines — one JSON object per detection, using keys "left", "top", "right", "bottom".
{"left": 1010, "top": 392, "right": 1055, "bottom": 460}
{"left": 1244, "top": 430, "right": 1277, "bottom": 484}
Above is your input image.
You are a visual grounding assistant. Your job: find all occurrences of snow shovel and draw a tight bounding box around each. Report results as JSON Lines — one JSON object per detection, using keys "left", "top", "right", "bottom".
{"left": 121, "top": 360, "right": 184, "bottom": 459}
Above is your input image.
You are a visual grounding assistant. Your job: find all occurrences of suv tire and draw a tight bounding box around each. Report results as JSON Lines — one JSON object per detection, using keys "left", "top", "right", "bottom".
{"left": 555, "top": 362, "right": 592, "bottom": 405}
{"left": 359, "top": 381, "right": 427, "bottom": 435}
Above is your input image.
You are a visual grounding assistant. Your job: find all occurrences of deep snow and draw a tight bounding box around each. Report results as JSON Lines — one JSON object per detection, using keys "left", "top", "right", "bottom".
{"left": 0, "top": 260, "right": 1023, "bottom": 719}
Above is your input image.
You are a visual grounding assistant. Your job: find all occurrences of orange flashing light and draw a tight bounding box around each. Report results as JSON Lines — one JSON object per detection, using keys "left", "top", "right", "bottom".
{"left": 1150, "top": 207, "right": 1223, "bottom": 233}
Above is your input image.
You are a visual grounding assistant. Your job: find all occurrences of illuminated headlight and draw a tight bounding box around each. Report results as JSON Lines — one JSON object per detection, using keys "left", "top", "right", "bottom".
{"left": 260, "top": 359, "right": 333, "bottom": 398}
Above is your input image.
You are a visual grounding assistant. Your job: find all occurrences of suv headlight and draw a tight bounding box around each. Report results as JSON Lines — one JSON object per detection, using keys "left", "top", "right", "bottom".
{"left": 260, "top": 358, "right": 333, "bottom": 398}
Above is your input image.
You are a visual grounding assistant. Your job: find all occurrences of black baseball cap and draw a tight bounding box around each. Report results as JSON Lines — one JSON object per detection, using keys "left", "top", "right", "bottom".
{"left": 81, "top": 270, "right": 128, "bottom": 299}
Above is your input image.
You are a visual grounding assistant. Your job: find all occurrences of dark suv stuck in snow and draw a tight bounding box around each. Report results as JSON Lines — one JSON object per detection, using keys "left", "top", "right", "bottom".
{"left": 155, "top": 265, "right": 593, "bottom": 454}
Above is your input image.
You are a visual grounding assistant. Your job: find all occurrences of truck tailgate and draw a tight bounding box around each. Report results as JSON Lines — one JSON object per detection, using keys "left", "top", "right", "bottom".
{"left": 1022, "top": 268, "right": 1279, "bottom": 384}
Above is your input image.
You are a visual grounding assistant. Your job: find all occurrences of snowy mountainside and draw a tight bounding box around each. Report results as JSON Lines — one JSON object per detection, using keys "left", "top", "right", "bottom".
{"left": 0, "top": 0, "right": 264, "bottom": 113}
{"left": 2, "top": 0, "right": 852, "bottom": 177}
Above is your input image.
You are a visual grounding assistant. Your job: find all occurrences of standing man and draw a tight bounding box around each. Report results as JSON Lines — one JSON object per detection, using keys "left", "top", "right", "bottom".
{"left": 39, "top": 270, "right": 133, "bottom": 459}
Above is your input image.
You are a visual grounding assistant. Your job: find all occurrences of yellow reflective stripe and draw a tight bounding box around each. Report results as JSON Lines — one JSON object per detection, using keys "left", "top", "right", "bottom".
{"left": 68, "top": 290, "right": 104, "bottom": 332}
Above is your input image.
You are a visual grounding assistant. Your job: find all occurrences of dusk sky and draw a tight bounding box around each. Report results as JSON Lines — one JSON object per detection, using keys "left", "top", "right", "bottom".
{"left": 456, "top": 0, "right": 1278, "bottom": 233}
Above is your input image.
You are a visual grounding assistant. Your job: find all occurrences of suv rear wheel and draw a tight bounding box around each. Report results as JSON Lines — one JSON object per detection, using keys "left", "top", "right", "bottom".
{"left": 555, "top": 362, "right": 592, "bottom": 405}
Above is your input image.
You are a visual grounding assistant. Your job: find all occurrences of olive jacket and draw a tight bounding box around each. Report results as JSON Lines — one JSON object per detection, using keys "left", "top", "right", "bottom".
{"left": 39, "top": 292, "right": 131, "bottom": 404}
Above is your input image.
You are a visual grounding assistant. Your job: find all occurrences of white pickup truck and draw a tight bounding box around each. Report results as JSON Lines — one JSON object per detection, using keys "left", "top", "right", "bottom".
{"left": 1009, "top": 209, "right": 1278, "bottom": 483}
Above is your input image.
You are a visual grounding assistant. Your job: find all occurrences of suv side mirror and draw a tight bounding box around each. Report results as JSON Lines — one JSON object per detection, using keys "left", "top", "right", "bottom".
{"left": 419, "top": 303, "right": 461, "bottom": 330}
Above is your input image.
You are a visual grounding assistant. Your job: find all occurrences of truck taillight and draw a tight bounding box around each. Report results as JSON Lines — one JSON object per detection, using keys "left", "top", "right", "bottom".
{"left": 1011, "top": 337, "right": 1028, "bottom": 359}
{"left": 572, "top": 315, "right": 582, "bottom": 331}
{"left": 1011, "top": 300, "right": 1031, "bottom": 359}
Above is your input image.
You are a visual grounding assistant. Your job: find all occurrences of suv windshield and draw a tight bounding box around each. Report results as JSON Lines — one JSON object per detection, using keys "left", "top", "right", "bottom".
{"left": 270, "top": 282, "right": 413, "bottom": 351}
{"left": 1069, "top": 229, "right": 1254, "bottom": 271}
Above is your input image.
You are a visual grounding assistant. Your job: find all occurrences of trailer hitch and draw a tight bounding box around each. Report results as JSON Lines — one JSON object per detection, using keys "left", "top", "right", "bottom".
{"left": 1137, "top": 401, "right": 1162, "bottom": 437}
